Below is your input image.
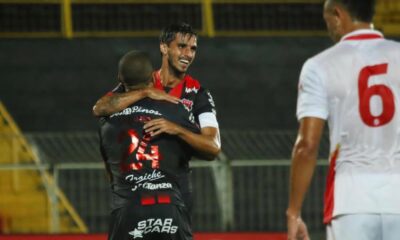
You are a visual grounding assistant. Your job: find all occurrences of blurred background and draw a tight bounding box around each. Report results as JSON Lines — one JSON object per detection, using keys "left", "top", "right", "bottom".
{"left": 0, "top": 0, "right": 399, "bottom": 239}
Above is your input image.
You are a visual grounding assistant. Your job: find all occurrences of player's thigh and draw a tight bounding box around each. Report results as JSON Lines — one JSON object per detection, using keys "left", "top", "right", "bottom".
{"left": 327, "top": 214, "right": 381, "bottom": 240}
{"left": 382, "top": 214, "right": 400, "bottom": 240}
{"left": 108, "top": 207, "right": 130, "bottom": 240}
{"left": 170, "top": 205, "right": 192, "bottom": 240}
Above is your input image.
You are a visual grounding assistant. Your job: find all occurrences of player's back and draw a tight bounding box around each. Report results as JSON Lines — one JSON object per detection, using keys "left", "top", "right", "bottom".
{"left": 312, "top": 30, "right": 400, "bottom": 166}
{"left": 307, "top": 29, "right": 400, "bottom": 217}
{"left": 99, "top": 98, "right": 199, "bottom": 210}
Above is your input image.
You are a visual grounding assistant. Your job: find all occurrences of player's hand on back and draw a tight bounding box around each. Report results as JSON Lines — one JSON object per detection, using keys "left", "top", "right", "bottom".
{"left": 144, "top": 88, "right": 180, "bottom": 104}
{"left": 144, "top": 118, "right": 182, "bottom": 137}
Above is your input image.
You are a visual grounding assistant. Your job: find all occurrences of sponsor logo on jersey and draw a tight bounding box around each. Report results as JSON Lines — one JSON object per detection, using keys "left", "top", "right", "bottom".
{"left": 110, "top": 106, "right": 162, "bottom": 118}
{"left": 142, "top": 182, "right": 172, "bottom": 190}
{"left": 185, "top": 86, "right": 199, "bottom": 94}
{"left": 189, "top": 113, "right": 195, "bottom": 124}
{"left": 128, "top": 218, "right": 178, "bottom": 239}
{"left": 125, "top": 170, "right": 167, "bottom": 192}
{"left": 206, "top": 91, "right": 216, "bottom": 108}
{"left": 181, "top": 98, "right": 193, "bottom": 112}
{"left": 125, "top": 169, "right": 165, "bottom": 183}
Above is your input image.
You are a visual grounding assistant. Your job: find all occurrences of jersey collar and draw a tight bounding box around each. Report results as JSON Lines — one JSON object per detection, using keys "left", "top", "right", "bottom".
{"left": 341, "top": 29, "right": 384, "bottom": 42}
{"left": 153, "top": 70, "right": 187, "bottom": 98}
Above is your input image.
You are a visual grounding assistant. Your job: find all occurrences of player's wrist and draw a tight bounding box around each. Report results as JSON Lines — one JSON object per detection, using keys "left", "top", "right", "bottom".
{"left": 138, "top": 88, "right": 149, "bottom": 98}
{"left": 175, "top": 125, "right": 188, "bottom": 137}
{"left": 286, "top": 209, "right": 301, "bottom": 220}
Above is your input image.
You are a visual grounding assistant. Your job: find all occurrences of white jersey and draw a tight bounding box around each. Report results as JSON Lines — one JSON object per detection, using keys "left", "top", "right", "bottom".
{"left": 297, "top": 29, "right": 400, "bottom": 223}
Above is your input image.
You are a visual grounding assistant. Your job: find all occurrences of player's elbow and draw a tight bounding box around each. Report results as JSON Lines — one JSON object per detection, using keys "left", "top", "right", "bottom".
{"left": 92, "top": 104, "right": 104, "bottom": 117}
{"left": 203, "top": 145, "right": 221, "bottom": 161}
{"left": 92, "top": 98, "right": 111, "bottom": 117}
{"left": 292, "top": 138, "right": 319, "bottom": 160}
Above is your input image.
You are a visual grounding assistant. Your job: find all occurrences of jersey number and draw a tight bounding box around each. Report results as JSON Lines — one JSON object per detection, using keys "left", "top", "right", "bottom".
{"left": 358, "top": 63, "right": 395, "bottom": 127}
{"left": 119, "top": 129, "right": 160, "bottom": 172}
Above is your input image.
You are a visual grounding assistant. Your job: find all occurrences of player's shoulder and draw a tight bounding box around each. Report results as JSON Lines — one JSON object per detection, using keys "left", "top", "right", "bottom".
{"left": 184, "top": 74, "right": 202, "bottom": 93}
{"left": 184, "top": 74, "right": 213, "bottom": 97}
{"left": 378, "top": 38, "right": 400, "bottom": 53}
{"left": 309, "top": 44, "right": 340, "bottom": 64}
{"left": 381, "top": 37, "right": 400, "bottom": 46}
{"left": 303, "top": 42, "right": 350, "bottom": 74}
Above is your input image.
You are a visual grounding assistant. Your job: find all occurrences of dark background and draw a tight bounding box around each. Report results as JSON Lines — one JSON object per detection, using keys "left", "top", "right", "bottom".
{"left": 0, "top": 37, "right": 333, "bottom": 132}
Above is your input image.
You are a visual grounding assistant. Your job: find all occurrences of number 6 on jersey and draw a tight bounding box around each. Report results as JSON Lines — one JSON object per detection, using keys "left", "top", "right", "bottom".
{"left": 358, "top": 63, "right": 395, "bottom": 127}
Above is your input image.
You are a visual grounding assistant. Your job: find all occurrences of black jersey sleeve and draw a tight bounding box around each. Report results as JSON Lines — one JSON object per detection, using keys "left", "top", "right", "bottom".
{"left": 193, "top": 87, "right": 217, "bottom": 117}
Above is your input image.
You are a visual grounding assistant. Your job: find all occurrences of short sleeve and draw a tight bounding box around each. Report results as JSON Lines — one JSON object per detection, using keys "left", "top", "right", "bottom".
{"left": 296, "top": 59, "right": 329, "bottom": 121}
{"left": 193, "top": 88, "right": 217, "bottom": 116}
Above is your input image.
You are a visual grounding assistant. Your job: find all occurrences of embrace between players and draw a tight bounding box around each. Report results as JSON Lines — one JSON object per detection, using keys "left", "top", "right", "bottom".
{"left": 96, "top": 23, "right": 221, "bottom": 240}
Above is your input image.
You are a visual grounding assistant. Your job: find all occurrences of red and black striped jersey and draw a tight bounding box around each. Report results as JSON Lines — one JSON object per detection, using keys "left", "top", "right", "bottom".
{"left": 99, "top": 98, "right": 199, "bottom": 210}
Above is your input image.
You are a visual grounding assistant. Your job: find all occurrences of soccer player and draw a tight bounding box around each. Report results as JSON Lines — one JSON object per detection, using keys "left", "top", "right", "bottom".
{"left": 100, "top": 50, "right": 200, "bottom": 240}
{"left": 287, "top": 0, "right": 400, "bottom": 239}
{"left": 93, "top": 22, "right": 221, "bottom": 163}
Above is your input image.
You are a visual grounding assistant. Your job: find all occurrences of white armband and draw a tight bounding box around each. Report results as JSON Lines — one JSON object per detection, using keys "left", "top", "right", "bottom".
{"left": 198, "top": 112, "right": 221, "bottom": 148}
{"left": 198, "top": 112, "right": 219, "bottom": 129}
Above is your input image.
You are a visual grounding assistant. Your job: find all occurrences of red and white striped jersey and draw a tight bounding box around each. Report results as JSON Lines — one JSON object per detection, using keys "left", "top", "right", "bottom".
{"left": 296, "top": 29, "right": 400, "bottom": 223}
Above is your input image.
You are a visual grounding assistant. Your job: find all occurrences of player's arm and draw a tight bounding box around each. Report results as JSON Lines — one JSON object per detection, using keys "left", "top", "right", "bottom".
{"left": 287, "top": 58, "right": 327, "bottom": 240}
{"left": 177, "top": 126, "right": 220, "bottom": 160}
{"left": 144, "top": 119, "right": 220, "bottom": 160}
{"left": 92, "top": 87, "right": 180, "bottom": 117}
{"left": 93, "top": 89, "right": 145, "bottom": 117}
{"left": 286, "top": 117, "right": 324, "bottom": 240}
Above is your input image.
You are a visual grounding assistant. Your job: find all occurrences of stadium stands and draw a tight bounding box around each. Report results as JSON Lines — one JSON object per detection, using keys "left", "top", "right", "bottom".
{"left": 0, "top": 102, "right": 87, "bottom": 233}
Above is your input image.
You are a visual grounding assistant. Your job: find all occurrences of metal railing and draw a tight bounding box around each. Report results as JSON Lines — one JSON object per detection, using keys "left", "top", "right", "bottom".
{"left": 0, "top": 130, "right": 330, "bottom": 234}
{"left": 0, "top": 160, "right": 328, "bottom": 234}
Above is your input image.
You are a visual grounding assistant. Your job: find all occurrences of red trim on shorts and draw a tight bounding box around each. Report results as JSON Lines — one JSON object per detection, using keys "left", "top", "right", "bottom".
{"left": 141, "top": 195, "right": 156, "bottom": 205}
{"left": 323, "top": 145, "right": 340, "bottom": 224}
{"left": 157, "top": 194, "right": 171, "bottom": 204}
{"left": 343, "top": 34, "right": 383, "bottom": 41}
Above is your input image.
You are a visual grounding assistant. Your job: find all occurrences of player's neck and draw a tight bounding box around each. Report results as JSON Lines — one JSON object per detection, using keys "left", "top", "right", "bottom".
{"left": 159, "top": 65, "right": 185, "bottom": 88}
{"left": 347, "top": 22, "right": 374, "bottom": 34}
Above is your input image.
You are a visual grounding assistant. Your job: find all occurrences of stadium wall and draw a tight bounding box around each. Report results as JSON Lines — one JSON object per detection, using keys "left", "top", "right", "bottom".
{"left": 0, "top": 37, "right": 333, "bottom": 131}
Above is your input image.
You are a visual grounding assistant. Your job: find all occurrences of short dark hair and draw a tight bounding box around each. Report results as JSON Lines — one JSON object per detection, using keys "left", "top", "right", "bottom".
{"left": 159, "top": 22, "right": 197, "bottom": 45}
{"left": 118, "top": 51, "right": 153, "bottom": 87}
{"left": 331, "top": 0, "right": 376, "bottom": 22}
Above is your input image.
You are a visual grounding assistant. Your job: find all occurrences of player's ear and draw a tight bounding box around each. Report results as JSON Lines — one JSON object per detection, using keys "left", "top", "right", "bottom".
{"left": 331, "top": 5, "right": 342, "bottom": 26}
{"left": 160, "top": 43, "right": 168, "bottom": 56}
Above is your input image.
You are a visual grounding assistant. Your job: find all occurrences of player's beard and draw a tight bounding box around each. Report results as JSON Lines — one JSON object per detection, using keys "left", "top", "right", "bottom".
{"left": 168, "top": 55, "right": 188, "bottom": 77}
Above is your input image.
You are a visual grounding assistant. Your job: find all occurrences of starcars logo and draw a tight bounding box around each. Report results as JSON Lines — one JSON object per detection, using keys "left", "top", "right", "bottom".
{"left": 129, "top": 218, "right": 178, "bottom": 239}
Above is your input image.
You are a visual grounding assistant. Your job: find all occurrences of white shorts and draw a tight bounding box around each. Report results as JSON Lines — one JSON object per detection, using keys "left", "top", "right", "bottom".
{"left": 327, "top": 214, "right": 400, "bottom": 240}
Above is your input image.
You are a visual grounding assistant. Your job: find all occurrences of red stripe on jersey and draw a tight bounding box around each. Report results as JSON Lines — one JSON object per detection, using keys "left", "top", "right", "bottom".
{"left": 157, "top": 194, "right": 171, "bottom": 204}
{"left": 141, "top": 195, "right": 156, "bottom": 205}
{"left": 153, "top": 70, "right": 200, "bottom": 98}
{"left": 323, "top": 145, "right": 340, "bottom": 224}
{"left": 343, "top": 34, "right": 383, "bottom": 41}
